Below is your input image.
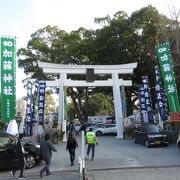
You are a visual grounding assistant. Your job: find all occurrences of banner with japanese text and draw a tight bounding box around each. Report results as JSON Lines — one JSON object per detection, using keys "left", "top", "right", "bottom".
{"left": 155, "top": 66, "right": 168, "bottom": 121}
{"left": 139, "top": 84, "right": 148, "bottom": 122}
{"left": 139, "top": 76, "right": 153, "bottom": 122}
{"left": 156, "top": 43, "right": 180, "bottom": 112}
{"left": 38, "top": 81, "right": 46, "bottom": 125}
{"left": 0, "top": 37, "right": 16, "bottom": 122}
{"left": 26, "top": 81, "right": 33, "bottom": 136}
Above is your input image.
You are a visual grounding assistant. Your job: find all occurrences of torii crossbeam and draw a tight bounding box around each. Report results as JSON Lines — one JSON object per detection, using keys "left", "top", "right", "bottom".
{"left": 38, "top": 62, "right": 137, "bottom": 140}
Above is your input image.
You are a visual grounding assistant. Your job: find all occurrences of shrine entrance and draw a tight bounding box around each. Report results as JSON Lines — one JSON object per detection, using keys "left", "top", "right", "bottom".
{"left": 38, "top": 62, "right": 137, "bottom": 140}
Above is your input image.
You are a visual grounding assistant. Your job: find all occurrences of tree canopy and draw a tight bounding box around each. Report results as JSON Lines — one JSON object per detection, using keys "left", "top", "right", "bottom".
{"left": 17, "top": 5, "right": 180, "bottom": 122}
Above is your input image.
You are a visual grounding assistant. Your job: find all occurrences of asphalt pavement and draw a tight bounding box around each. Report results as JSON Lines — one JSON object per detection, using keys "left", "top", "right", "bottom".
{"left": 1, "top": 134, "right": 180, "bottom": 179}
{"left": 87, "top": 166, "right": 180, "bottom": 180}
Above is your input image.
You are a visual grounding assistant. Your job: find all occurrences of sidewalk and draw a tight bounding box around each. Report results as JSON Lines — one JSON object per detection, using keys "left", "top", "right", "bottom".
{"left": 0, "top": 171, "right": 80, "bottom": 180}
{"left": 1, "top": 135, "right": 180, "bottom": 179}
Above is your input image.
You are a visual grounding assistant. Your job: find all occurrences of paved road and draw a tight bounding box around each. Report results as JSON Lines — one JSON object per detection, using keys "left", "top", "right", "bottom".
{"left": 88, "top": 167, "right": 180, "bottom": 180}
{"left": 1, "top": 135, "right": 180, "bottom": 179}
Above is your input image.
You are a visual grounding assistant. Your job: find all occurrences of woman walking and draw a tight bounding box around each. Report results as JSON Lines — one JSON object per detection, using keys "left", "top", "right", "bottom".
{"left": 66, "top": 132, "right": 78, "bottom": 165}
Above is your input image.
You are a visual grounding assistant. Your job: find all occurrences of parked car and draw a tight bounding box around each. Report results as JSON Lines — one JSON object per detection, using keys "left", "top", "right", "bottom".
{"left": 132, "top": 123, "right": 168, "bottom": 148}
{"left": 93, "top": 124, "right": 117, "bottom": 136}
{"left": 0, "top": 132, "right": 41, "bottom": 170}
{"left": 86, "top": 123, "right": 102, "bottom": 132}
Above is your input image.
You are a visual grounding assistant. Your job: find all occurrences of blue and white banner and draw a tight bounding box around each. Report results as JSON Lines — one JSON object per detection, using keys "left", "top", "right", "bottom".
{"left": 139, "top": 84, "right": 148, "bottom": 122}
{"left": 139, "top": 76, "right": 153, "bottom": 122}
{"left": 142, "top": 76, "right": 153, "bottom": 122}
{"left": 26, "top": 81, "right": 33, "bottom": 136}
{"left": 155, "top": 66, "right": 167, "bottom": 121}
{"left": 38, "top": 81, "right": 46, "bottom": 125}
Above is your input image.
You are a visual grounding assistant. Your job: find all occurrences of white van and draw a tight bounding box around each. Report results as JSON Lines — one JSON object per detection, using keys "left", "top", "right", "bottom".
{"left": 88, "top": 116, "right": 113, "bottom": 124}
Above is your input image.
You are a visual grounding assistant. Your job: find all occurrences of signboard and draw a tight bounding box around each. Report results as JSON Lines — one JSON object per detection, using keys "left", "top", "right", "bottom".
{"left": 0, "top": 37, "right": 16, "bottom": 122}
{"left": 156, "top": 43, "right": 180, "bottom": 112}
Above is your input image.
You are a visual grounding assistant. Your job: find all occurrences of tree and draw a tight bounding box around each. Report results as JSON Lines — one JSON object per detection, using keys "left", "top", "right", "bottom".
{"left": 66, "top": 92, "right": 114, "bottom": 118}
{"left": 44, "top": 92, "right": 56, "bottom": 115}
{"left": 17, "top": 6, "right": 180, "bottom": 120}
{"left": 17, "top": 26, "right": 70, "bottom": 79}
{"left": 88, "top": 93, "right": 114, "bottom": 116}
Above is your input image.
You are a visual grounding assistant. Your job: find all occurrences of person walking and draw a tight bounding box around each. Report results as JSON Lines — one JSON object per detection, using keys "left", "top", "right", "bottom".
{"left": 39, "top": 133, "right": 57, "bottom": 178}
{"left": 81, "top": 123, "right": 87, "bottom": 135}
{"left": 86, "top": 128, "right": 98, "bottom": 161}
{"left": 68, "top": 122, "right": 74, "bottom": 132}
{"left": 75, "top": 124, "right": 80, "bottom": 136}
{"left": 66, "top": 132, "right": 78, "bottom": 166}
{"left": 11, "top": 133, "right": 26, "bottom": 179}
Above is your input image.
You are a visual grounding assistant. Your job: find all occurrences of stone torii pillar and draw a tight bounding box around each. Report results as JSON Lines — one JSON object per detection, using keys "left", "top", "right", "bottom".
{"left": 112, "top": 74, "right": 123, "bottom": 138}
{"left": 58, "top": 72, "right": 67, "bottom": 141}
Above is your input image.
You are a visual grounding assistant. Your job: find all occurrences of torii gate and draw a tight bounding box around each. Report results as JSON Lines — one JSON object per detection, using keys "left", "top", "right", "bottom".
{"left": 38, "top": 62, "right": 137, "bottom": 140}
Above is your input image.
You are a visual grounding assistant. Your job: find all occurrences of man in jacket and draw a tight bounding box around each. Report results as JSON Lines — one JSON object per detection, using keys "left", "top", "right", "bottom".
{"left": 11, "top": 133, "right": 26, "bottom": 179}
{"left": 86, "top": 128, "right": 98, "bottom": 161}
{"left": 39, "top": 133, "right": 57, "bottom": 178}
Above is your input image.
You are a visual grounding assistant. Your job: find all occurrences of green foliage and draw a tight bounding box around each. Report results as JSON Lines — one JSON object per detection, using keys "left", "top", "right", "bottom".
{"left": 44, "top": 92, "right": 56, "bottom": 114}
{"left": 67, "top": 92, "right": 114, "bottom": 118}
{"left": 17, "top": 5, "right": 180, "bottom": 118}
{"left": 88, "top": 93, "right": 114, "bottom": 116}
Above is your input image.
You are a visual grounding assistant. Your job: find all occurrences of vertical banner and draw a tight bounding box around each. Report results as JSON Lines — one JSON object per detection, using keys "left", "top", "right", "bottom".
{"left": 38, "top": 81, "right": 46, "bottom": 125}
{"left": 139, "top": 76, "right": 153, "bottom": 122}
{"left": 26, "top": 81, "right": 33, "bottom": 136}
{"left": 142, "top": 76, "right": 153, "bottom": 122}
{"left": 0, "top": 37, "right": 16, "bottom": 123}
{"left": 156, "top": 43, "right": 180, "bottom": 112}
{"left": 155, "top": 66, "right": 168, "bottom": 121}
{"left": 139, "top": 84, "right": 148, "bottom": 122}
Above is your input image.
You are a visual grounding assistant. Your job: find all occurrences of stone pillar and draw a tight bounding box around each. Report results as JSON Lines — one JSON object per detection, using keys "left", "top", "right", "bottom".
{"left": 58, "top": 72, "right": 67, "bottom": 141}
{"left": 112, "top": 74, "right": 124, "bottom": 138}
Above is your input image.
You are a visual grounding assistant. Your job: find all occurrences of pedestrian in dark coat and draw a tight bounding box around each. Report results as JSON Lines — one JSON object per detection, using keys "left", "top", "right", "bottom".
{"left": 66, "top": 132, "right": 78, "bottom": 165}
{"left": 81, "top": 123, "right": 87, "bottom": 135}
{"left": 68, "top": 122, "right": 74, "bottom": 132}
{"left": 11, "top": 133, "right": 26, "bottom": 179}
{"left": 39, "top": 133, "right": 57, "bottom": 178}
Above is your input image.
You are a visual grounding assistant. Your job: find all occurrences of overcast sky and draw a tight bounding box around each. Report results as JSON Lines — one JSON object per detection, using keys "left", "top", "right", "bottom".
{"left": 0, "top": 0, "right": 179, "bottom": 99}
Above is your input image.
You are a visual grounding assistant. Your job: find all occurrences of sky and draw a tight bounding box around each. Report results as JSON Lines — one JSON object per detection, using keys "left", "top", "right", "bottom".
{"left": 0, "top": 0, "right": 179, "bottom": 99}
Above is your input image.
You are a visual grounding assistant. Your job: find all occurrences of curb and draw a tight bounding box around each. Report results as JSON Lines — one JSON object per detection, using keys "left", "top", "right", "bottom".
{"left": 86, "top": 164, "right": 180, "bottom": 172}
